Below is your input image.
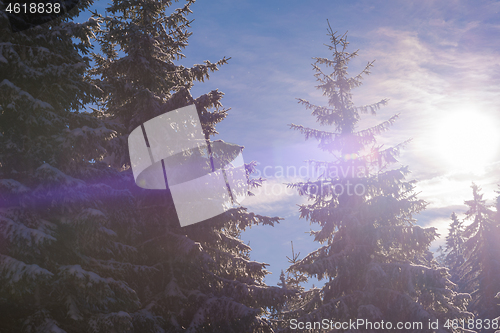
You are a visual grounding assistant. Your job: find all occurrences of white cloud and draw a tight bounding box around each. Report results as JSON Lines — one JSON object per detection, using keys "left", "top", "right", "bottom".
{"left": 243, "top": 177, "right": 308, "bottom": 217}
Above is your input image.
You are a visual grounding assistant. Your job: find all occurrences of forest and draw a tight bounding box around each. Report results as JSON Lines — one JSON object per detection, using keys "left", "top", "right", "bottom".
{"left": 1, "top": 0, "right": 499, "bottom": 332}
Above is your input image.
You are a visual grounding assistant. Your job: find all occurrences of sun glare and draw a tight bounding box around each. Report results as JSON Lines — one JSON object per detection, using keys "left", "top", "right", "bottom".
{"left": 433, "top": 110, "right": 499, "bottom": 173}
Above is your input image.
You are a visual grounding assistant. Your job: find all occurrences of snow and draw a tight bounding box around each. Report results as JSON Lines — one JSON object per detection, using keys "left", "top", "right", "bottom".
{"left": 65, "top": 295, "right": 83, "bottom": 321}
{"left": 0, "top": 254, "right": 54, "bottom": 284}
{"left": 68, "top": 126, "right": 115, "bottom": 141}
{"left": 99, "top": 226, "right": 117, "bottom": 237}
{"left": 71, "top": 128, "right": 84, "bottom": 137}
{"left": 60, "top": 264, "right": 138, "bottom": 299}
{"left": 33, "top": 99, "right": 53, "bottom": 110}
{"left": 0, "top": 79, "right": 53, "bottom": 110}
{"left": 61, "top": 264, "right": 105, "bottom": 284}
{"left": 38, "top": 318, "right": 67, "bottom": 333}
{"left": 0, "top": 79, "right": 16, "bottom": 89}
{"left": 0, "top": 215, "right": 57, "bottom": 245}
{"left": 165, "top": 279, "right": 186, "bottom": 299}
{"left": 0, "top": 179, "right": 29, "bottom": 193}
{"left": 37, "top": 46, "right": 50, "bottom": 53}
{"left": 116, "top": 311, "right": 131, "bottom": 318}
{"left": 80, "top": 208, "right": 106, "bottom": 218}
{"left": 35, "top": 163, "right": 85, "bottom": 187}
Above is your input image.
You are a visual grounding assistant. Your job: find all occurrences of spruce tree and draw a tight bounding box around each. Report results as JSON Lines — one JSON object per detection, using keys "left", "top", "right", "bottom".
{"left": 0, "top": 3, "right": 146, "bottom": 332}
{"left": 280, "top": 25, "right": 472, "bottom": 332}
{"left": 459, "top": 184, "right": 500, "bottom": 326}
{"left": 444, "top": 212, "right": 465, "bottom": 287}
{"left": 435, "top": 245, "right": 446, "bottom": 267}
{"left": 271, "top": 243, "right": 308, "bottom": 331}
{"left": 92, "top": 0, "right": 288, "bottom": 331}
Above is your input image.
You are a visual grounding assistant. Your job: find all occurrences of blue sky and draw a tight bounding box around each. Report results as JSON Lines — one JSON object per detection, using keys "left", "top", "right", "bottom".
{"left": 84, "top": 0, "right": 500, "bottom": 286}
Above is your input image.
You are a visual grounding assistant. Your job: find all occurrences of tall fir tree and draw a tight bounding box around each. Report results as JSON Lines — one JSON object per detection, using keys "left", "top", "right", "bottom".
{"left": 444, "top": 212, "right": 465, "bottom": 287}
{"left": 0, "top": 2, "right": 148, "bottom": 332}
{"left": 92, "top": 0, "right": 288, "bottom": 331}
{"left": 458, "top": 184, "right": 500, "bottom": 327}
{"left": 435, "top": 245, "right": 446, "bottom": 267}
{"left": 271, "top": 242, "right": 308, "bottom": 331}
{"left": 279, "top": 25, "right": 472, "bottom": 332}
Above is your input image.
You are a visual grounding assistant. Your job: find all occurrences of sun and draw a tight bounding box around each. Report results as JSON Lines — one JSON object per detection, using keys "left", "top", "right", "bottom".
{"left": 432, "top": 110, "right": 499, "bottom": 173}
